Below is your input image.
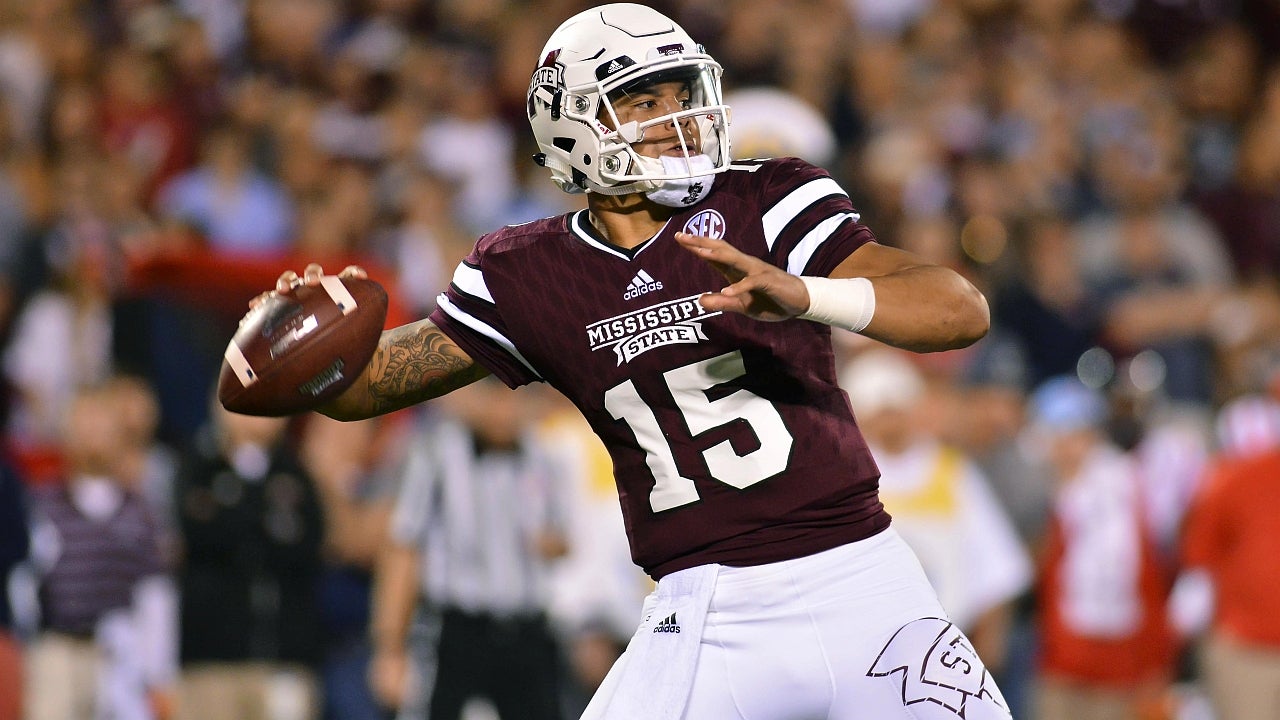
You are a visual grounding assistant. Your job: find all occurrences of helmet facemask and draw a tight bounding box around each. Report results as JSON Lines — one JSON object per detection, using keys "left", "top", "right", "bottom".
{"left": 590, "top": 63, "right": 729, "bottom": 205}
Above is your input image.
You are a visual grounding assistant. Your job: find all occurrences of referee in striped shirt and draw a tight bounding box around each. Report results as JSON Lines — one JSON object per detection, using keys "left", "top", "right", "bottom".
{"left": 369, "top": 378, "right": 571, "bottom": 720}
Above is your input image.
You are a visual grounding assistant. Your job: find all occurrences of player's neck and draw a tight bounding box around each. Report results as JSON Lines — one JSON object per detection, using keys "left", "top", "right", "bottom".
{"left": 586, "top": 193, "right": 673, "bottom": 250}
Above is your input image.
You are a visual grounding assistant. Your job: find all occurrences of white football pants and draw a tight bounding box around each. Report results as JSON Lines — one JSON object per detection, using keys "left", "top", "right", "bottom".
{"left": 592, "top": 527, "right": 1013, "bottom": 720}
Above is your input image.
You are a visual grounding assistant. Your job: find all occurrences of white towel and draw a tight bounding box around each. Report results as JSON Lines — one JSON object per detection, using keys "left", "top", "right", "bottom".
{"left": 580, "top": 564, "right": 720, "bottom": 720}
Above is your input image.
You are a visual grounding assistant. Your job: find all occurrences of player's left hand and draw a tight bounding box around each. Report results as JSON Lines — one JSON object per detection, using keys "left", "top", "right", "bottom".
{"left": 675, "top": 232, "right": 808, "bottom": 322}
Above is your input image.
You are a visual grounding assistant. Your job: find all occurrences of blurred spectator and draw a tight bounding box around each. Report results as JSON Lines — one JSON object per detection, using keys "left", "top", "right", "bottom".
{"left": 1186, "top": 63, "right": 1280, "bottom": 398}
{"left": 1212, "top": 393, "right": 1280, "bottom": 461}
{"left": 1077, "top": 203, "right": 1236, "bottom": 404}
{"left": 487, "top": 1, "right": 583, "bottom": 124}
{"left": 1116, "top": 372, "right": 1213, "bottom": 559}
{"left": 372, "top": 168, "right": 463, "bottom": 319}
{"left": 3, "top": 154, "right": 120, "bottom": 477}
{"left": 99, "top": 153, "right": 169, "bottom": 262}
{"left": 311, "top": 39, "right": 394, "bottom": 164}
{"left": 262, "top": 89, "right": 329, "bottom": 203}
{"left": 1113, "top": 0, "right": 1236, "bottom": 66}
{"left": 175, "top": 0, "right": 248, "bottom": 65}
{"left": 993, "top": 215, "right": 1103, "bottom": 390}
{"left": 24, "top": 383, "right": 177, "bottom": 720}
{"left": 369, "top": 380, "right": 568, "bottom": 720}
{"left": 0, "top": 3, "right": 54, "bottom": 148}
{"left": 1029, "top": 376, "right": 1179, "bottom": 720}
{"left": 1176, "top": 394, "right": 1280, "bottom": 720}
{"left": 0, "top": 98, "right": 39, "bottom": 392}
{"left": 941, "top": 338, "right": 1051, "bottom": 720}
{"left": 107, "top": 374, "right": 181, "bottom": 565}
{"left": 43, "top": 81, "right": 102, "bottom": 163}
{"left": 174, "top": 403, "right": 325, "bottom": 720}
{"left": 164, "top": 15, "right": 229, "bottom": 126}
{"left": 701, "top": 0, "right": 794, "bottom": 90}
{"left": 1198, "top": 63, "right": 1280, "bottom": 283}
{"left": 1068, "top": 55, "right": 1241, "bottom": 404}
{"left": 0, "top": 457, "right": 29, "bottom": 720}
{"left": 852, "top": 123, "right": 948, "bottom": 241}
{"left": 845, "top": 0, "right": 932, "bottom": 39}
{"left": 840, "top": 349, "right": 1032, "bottom": 672}
{"left": 293, "top": 161, "right": 378, "bottom": 260}
{"left": 156, "top": 123, "right": 295, "bottom": 258}
{"left": 725, "top": 87, "right": 838, "bottom": 166}
{"left": 945, "top": 333, "right": 1051, "bottom": 545}
{"left": 414, "top": 46, "right": 517, "bottom": 234}
{"left": 368, "top": 90, "right": 427, "bottom": 211}
{"left": 1241, "top": 1, "right": 1280, "bottom": 64}
{"left": 97, "top": 45, "right": 197, "bottom": 203}
{"left": 300, "top": 415, "right": 403, "bottom": 720}
{"left": 245, "top": 0, "right": 340, "bottom": 85}
{"left": 0, "top": 98, "right": 32, "bottom": 278}
{"left": 1176, "top": 24, "right": 1259, "bottom": 196}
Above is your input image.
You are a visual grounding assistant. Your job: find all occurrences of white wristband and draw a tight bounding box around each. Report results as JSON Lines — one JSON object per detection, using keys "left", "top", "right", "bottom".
{"left": 798, "top": 276, "right": 876, "bottom": 333}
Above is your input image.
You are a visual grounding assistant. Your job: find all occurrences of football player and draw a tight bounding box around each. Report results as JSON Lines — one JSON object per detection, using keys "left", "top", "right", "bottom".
{"left": 264, "top": 4, "right": 1010, "bottom": 718}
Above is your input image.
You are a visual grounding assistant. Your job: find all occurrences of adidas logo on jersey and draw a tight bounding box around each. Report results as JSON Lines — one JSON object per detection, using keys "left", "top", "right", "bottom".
{"left": 653, "top": 613, "right": 681, "bottom": 633}
{"left": 623, "top": 270, "right": 663, "bottom": 300}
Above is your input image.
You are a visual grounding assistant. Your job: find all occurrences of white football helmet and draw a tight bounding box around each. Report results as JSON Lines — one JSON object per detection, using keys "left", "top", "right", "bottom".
{"left": 527, "top": 3, "right": 732, "bottom": 201}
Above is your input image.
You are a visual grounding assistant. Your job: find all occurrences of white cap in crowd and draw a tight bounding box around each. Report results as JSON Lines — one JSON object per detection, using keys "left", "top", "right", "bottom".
{"left": 839, "top": 349, "right": 926, "bottom": 417}
{"left": 1214, "top": 394, "right": 1280, "bottom": 458}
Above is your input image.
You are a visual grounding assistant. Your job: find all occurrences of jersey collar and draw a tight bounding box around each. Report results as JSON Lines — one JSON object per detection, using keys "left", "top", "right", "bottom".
{"left": 569, "top": 210, "right": 667, "bottom": 261}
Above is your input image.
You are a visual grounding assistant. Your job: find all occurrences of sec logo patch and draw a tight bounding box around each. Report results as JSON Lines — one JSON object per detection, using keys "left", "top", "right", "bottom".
{"left": 682, "top": 209, "right": 726, "bottom": 239}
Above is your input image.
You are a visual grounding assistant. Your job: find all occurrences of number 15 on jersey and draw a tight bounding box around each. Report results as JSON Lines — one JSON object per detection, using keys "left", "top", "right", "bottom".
{"left": 604, "top": 350, "right": 795, "bottom": 512}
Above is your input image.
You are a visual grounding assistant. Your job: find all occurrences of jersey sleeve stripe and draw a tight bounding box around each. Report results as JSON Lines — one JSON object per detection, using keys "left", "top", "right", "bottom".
{"left": 451, "top": 262, "right": 495, "bottom": 304}
{"left": 786, "top": 212, "right": 861, "bottom": 275}
{"left": 448, "top": 282, "right": 492, "bottom": 308}
{"left": 435, "top": 294, "right": 543, "bottom": 380}
{"left": 762, "top": 177, "right": 848, "bottom": 251}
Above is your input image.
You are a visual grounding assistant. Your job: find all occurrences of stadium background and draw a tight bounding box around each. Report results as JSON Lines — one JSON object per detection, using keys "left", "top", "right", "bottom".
{"left": 3, "top": 1, "right": 1280, "bottom": 719}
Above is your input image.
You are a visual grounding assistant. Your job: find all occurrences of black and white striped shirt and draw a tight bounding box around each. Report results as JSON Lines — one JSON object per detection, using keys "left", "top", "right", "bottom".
{"left": 391, "top": 415, "right": 571, "bottom": 618}
{"left": 30, "top": 480, "right": 164, "bottom": 636}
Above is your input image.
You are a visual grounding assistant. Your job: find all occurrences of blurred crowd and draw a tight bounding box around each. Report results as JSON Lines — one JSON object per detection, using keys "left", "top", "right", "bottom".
{"left": 3, "top": 0, "right": 1280, "bottom": 719}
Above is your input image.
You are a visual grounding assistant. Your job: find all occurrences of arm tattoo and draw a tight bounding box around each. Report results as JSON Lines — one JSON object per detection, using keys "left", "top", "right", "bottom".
{"left": 365, "top": 321, "right": 487, "bottom": 414}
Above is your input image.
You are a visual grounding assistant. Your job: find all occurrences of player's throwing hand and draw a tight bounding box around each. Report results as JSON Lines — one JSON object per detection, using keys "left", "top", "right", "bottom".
{"left": 675, "top": 232, "right": 809, "bottom": 322}
{"left": 247, "top": 264, "right": 369, "bottom": 310}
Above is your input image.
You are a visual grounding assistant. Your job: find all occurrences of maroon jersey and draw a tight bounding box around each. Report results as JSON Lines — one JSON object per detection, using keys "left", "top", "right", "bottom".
{"left": 429, "top": 157, "right": 889, "bottom": 578}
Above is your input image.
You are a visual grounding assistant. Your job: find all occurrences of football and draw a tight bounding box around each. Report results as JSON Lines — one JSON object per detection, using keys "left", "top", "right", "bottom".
{"left": 217, "top": 275, "right": 388, "bottom": 416}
